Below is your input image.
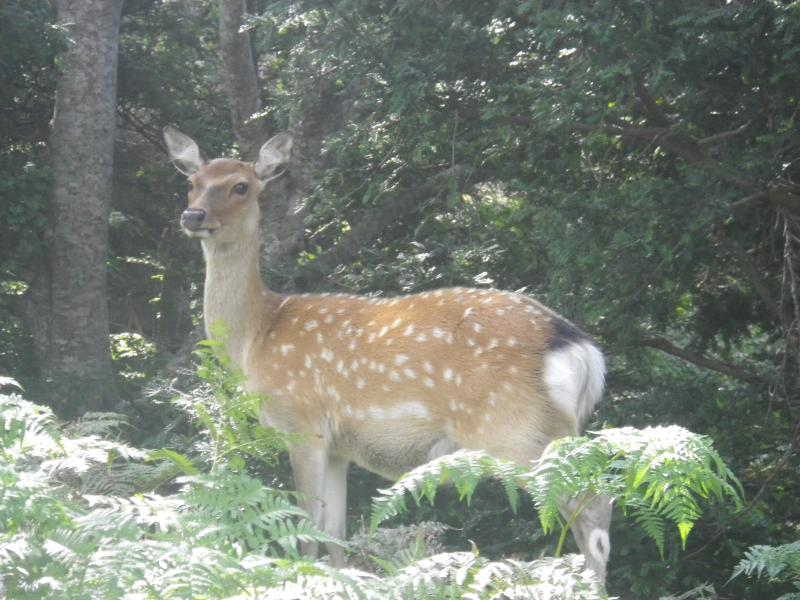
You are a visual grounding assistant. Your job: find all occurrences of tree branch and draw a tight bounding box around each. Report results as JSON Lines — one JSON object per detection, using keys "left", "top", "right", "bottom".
{"left": 731, "top": 185, "right": 800, "bottom": 212}
{"left": 638, "top": 336, "right": 764, "bottom": 384}
{"left": 697, "top": 120, "right": 752, "bottom": 147}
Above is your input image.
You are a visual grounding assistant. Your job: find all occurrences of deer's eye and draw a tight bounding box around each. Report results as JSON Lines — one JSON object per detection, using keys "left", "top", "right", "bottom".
{"left": 233, "top": 182, "right": 249, "bottom": 196}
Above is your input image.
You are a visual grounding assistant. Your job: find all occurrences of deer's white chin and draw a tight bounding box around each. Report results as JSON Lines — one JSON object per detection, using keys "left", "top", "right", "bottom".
{"left": 183, "top": 228, "right": 215, "bottom": 239}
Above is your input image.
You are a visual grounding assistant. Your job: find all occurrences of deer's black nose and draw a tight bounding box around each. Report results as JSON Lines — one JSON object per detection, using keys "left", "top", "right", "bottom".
{"left": 181, "top": 208, "right": 206, "bottom": 230}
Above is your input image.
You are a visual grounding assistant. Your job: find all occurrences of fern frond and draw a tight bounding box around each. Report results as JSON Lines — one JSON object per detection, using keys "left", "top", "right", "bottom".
{"left": 526, "top": 426, "right": 742, "bottom": 552}
{"left": 0, "top": 392, "right": 62, "bottom": 459}
{"left": 368, "top": 552, "right": 608, "bottom": 600}
{"left": 63, "top": 411, "right": 131, "bottom": 438}
{"left": 369, "top": 450, "right": 525, "bottom": 532}
{"left": 732, "top": 541, "right": 800, "bottom": 583}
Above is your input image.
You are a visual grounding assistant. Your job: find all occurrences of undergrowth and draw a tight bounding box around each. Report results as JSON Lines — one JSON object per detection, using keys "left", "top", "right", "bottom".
{"left": 0, "top": 347, "right": 777, "bottom": 598}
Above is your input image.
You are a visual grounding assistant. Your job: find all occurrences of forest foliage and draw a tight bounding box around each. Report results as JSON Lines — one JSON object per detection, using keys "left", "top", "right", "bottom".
{"left": 1, "top": 0, "right": 800, "bottom": 598}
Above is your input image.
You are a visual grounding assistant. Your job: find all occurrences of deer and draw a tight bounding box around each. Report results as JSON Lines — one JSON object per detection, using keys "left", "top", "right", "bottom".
{"left": 163, "top": 126, "right": 613, "bottom": 582}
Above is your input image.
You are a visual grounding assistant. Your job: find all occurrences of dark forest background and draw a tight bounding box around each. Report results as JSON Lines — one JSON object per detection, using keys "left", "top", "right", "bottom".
{"left": 1, "top": 1, "right": 799, "bottom": 597}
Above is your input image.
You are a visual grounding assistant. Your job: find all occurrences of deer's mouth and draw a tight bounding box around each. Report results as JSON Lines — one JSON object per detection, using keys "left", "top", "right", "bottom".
{"left": 183, "top": 227, "right": 217, "bottom": 239}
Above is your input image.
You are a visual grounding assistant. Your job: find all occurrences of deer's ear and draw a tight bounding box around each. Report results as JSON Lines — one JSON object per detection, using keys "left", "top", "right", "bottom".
{"left": 163, "top": 126, "right": 205, "bottom": 175}
{"left": 254, "top": 132, "right": 292, "bottom": 184}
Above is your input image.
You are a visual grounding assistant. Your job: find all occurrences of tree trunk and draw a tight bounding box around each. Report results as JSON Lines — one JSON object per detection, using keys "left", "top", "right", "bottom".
{"left": 217, "top": 0, "right": 310, "bottom": 282}
{"left": 35, "top": 0, "right": 125, "bottom": 415}
{"left": 218, "top": 0, "right": 269, "bottom": 161}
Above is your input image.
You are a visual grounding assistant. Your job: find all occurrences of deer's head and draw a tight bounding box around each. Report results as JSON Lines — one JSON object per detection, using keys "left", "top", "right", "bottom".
{"left": 163, "top": 126, "right": 292, "bottom": 244}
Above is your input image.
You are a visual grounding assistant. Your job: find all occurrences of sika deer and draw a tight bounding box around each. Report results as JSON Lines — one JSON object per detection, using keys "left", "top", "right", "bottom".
{"left": 164, "top": 126, "right": 613, "bottom": 581}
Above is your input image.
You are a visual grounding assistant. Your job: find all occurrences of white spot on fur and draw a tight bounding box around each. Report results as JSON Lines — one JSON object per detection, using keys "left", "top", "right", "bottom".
{"left": 368, "top": 402, "right": 430, "bottom": 421}
{"left": 424, "top": 377, "right": 435, "bottom": 388}
{"left": 416, "top": 333, "right": 428, "bottom": 343}
{"left": 355, "top": 378, "right": 366, "bottom": 390}
{"left": 403, "top": 324, "right": 415, "bottom": 337}
{"left": 432, "top": 327, "right": 446, "bottom": 339}
{"left": 389, "top": 370, "right": 401, "bottom": 382}
{"left": 423, "top": 360, "right": 434, "bottom": 374}
{"left": 443, "top": 367, "right": 453, "bottom": 382}
{"left": 304, "top": 320, "right": 318, "bottom": 331}
{"left": 321, "top": 348, "right": 334, "bottom": 362}
{"left": 473, "top": 323, "right": 482, "bottom": 333}
{"left": 324, "top": 314, "right": 335, "bottom": 325}
{"left": 463, "top": 307, "right": 474, "bottom": 318}
{"left": 403, "top": 368, "right": 416, "bottom": 379}
{"left": 395, "top": 354, "right": 409, "bottom": 365}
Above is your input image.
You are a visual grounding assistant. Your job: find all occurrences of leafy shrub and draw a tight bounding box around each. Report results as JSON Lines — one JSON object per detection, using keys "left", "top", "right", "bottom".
{"left": 0, "top": 381, "right": 334, "bottom": 599}
{"left": 370, "top": 427, "right": 743, "bottom": 561}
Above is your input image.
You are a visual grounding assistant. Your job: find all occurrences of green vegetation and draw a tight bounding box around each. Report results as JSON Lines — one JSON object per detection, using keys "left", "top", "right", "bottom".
{"left": 1, "top": 371, "right": 749, "bottom": 599}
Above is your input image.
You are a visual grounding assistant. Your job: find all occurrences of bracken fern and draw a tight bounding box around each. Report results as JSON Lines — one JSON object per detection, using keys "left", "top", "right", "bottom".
{"left": 370, "top": 426, "right": 742, "bottom": 561}
{"left": 731, "top": 541, "right": 800, "bottom": 600}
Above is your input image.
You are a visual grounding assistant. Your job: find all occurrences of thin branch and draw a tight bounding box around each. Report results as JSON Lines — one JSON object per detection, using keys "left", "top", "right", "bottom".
{"left": 638, "top": 337, "right": 763, "bottom": 384}
{"left": 572, "top": 123, "right": 669, "bottom": 138}
{"left": 697, "top": 120, "right": 752, "bottom": 147}
{"left": 731, "top": 186, "right": 800, "bottom": 212}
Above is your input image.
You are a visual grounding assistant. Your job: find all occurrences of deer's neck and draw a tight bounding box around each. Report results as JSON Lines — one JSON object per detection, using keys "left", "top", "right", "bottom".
{"left": 201, "top": 234, "right": 279, "bottom": 371}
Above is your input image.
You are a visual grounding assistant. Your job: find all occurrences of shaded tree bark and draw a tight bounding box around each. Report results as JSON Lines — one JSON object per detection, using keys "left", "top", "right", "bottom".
{"left": 217, "top": 0, "right": 269, "bottom": 160}
{"left": 27, "top": 0, "right": 125, "bottom": 415}
{"left": 217, "top": 0, "right": 322, "bottom": 280}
